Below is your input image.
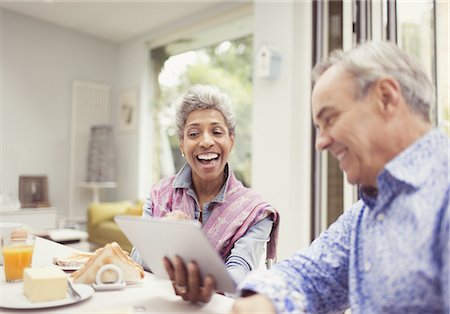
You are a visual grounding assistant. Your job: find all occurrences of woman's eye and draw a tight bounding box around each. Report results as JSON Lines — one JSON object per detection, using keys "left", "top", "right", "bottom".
{"left": 213, "top": 128, "right": 224, "bottom": 135}
{"left": 187, "top": 130, "right": 199, "bottom": 137}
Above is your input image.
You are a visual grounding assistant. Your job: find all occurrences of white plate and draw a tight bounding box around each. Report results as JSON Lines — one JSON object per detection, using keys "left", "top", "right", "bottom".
{"left": 0, "top": 282, "right": 94, "bottom": 309}
{"left": 54, "top": 263, "right": 82, "bottom": 271}
{"left": 48, "top": 229, "right": 88, "bottom": 242}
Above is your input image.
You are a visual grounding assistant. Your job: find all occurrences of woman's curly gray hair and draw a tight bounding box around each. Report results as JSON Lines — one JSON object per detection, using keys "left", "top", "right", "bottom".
{"left": 175, "top": 85, "right": 236, "bottom": 140}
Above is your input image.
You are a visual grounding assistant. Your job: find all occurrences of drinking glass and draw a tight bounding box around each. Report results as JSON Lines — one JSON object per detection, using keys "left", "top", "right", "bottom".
{"left": 2, "top": 234, "right": 35, "bottom": 282}
{"left": 0, "top": 222, "right": 22, "bottom": 265}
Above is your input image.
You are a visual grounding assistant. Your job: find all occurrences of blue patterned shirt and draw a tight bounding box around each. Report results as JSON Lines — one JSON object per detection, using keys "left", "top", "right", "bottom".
{"left": 238, "top": 128, "right": 449, "bottom": 313}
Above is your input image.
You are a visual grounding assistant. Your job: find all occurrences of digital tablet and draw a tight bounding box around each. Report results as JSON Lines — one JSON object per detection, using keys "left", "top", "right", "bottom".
{"left": 114, "top": 215, "right": 237, "bottom": 293}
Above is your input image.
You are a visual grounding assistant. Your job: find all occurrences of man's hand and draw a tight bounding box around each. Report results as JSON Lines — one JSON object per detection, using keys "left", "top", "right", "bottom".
{"left": 163, "top": 255, "right": 216, "bottom": 303}
{"left": 231, "top": 294, "right": 277, "bottom": 314}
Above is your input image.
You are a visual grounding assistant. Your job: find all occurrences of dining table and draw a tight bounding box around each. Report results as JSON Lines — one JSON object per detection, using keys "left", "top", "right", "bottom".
{"left": 0, "top": 236, "right": 235, "bottom": 313}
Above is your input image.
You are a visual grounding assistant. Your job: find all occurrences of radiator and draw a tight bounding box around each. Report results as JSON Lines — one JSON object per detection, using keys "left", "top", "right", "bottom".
{"left": 69, "top": 80, "right": 111, "bottom": 222}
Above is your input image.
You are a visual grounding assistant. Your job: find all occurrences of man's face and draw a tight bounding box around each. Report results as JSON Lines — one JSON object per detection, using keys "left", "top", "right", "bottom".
{"left": 312, "top": 65, "right": 387, "bottom": 187}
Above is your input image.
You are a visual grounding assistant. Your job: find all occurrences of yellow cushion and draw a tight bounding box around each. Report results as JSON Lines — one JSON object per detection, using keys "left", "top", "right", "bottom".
{"left": 90, "top": 221, "right": 133, "bottom": 252}
{"left": 125, "top": 202, "right": 143, "bottom": 216}
{"left": 89, "top": 201, "right": 133, "bottom": 226}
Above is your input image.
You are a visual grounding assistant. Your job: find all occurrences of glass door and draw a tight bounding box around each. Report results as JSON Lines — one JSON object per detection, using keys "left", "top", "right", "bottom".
{"left": 311, "top": 0, "right": 444, "bottom": 237}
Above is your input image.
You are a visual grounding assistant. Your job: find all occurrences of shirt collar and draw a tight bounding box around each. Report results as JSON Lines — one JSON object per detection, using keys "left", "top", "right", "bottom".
{"left": 360, "top": 128, "right": 447, "bottom": 207}
{"left": 173, "top": 163, "right": 192, "bottom": 189}
{"left": 381, "top": 128, "right": 446, "bottom": 188}
{"left": 172, "top": 163, "right": 232, "bottom": 204}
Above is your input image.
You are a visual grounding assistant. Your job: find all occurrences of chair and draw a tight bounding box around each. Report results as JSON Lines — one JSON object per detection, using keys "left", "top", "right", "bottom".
{"left": 87, "top": 201, "right": 143, "bottom": 252}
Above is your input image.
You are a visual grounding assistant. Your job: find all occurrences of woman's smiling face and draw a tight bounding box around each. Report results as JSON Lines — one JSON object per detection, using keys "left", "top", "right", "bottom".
{"left": 180, "top": 108, "right": 234, "bottom": 186}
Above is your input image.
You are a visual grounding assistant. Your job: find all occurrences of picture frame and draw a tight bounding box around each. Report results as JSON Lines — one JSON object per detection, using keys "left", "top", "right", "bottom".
{"left": 119, "top": 89, "right": 138, "bottom": 133}
{"left": 18, "top": 176, "right": 50, "bottom": 208}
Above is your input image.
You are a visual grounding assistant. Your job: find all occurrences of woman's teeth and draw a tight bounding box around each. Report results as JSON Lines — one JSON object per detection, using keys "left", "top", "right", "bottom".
{"left": 197, "top": 153, "right": 219, "bottom": 161}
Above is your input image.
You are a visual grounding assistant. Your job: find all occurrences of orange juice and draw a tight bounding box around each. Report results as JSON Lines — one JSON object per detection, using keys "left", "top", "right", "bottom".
{"left": 2, "top": 245, "right": 34, "bottom": 281}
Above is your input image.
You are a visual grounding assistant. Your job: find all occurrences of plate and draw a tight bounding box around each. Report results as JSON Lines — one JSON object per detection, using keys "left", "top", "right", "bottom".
{"left": 0, "top": 282, "right": 94, "bottom": 309}
{"left": 52, "top": 255, "right": 90, "bottom": 271}
{"left": 54, "top": 263, "right": 82, "bottom": 271}
{"left": 48, "top": 229, "right": 88, "bottom": 242}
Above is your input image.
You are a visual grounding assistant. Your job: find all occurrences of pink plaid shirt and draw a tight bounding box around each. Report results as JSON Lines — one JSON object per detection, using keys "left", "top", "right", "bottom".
{"left": 149, "top": 164, "right": 279, "bottom": 261}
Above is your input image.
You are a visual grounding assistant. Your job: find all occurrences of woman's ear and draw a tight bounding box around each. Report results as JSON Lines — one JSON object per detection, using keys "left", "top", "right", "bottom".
{"left": 179, "top": 143, "right": 184, "bottom": 157}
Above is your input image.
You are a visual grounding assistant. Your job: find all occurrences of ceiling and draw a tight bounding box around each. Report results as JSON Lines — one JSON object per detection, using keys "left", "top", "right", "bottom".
{"left": 0, "top": 1, "right": 249, "bottom": 44}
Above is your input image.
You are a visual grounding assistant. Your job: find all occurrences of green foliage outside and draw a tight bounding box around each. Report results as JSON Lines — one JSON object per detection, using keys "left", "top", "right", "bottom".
{"left": 156, "top": 36, "right": 254, "bottom": 186}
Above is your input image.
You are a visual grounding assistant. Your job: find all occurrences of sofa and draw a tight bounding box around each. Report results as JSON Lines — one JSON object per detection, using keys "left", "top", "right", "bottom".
{"left": 87, "top": 201, "right": 143, "bottom": 252}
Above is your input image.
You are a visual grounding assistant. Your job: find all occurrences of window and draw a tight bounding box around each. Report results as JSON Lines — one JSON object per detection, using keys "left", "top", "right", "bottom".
{"left": 151, "top": 35, "right": 254, "bottom": 186}
{"left": 311, "top": 0, "right": 448, "bottom": 238}
{"left": 397, "top": 1, "right": 448, "bottom": 134}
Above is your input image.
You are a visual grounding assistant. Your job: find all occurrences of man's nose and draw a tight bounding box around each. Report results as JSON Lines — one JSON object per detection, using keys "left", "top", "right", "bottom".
{"left": 315, "top": 132, "right": 332, "bottom": 151}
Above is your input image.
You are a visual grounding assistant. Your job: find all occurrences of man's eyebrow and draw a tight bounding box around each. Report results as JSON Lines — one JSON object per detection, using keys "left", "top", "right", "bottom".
{"left": 314, "top": 106, "right": 330, "bottom": 122}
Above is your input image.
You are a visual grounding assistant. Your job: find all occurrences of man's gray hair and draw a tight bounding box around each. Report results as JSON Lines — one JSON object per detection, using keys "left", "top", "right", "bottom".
{"left": 312, "top": 41, "right": 434, "bottom": 121}
{"left": 175, "top": 85, "right": 236, "bottom": 140}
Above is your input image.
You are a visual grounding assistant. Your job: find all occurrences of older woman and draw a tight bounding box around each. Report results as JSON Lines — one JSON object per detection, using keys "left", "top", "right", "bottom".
{"left": 130, "top": 84, "right": 279, "bottom": 303}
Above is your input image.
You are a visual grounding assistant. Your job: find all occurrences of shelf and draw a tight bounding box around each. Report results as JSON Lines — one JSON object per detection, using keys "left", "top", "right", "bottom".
{"left": 1, "top": 207, "right": 57, "bottom": 232}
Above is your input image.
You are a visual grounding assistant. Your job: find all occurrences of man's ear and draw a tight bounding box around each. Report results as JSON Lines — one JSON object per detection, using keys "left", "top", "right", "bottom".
{"left": 375, "top": 77, "right": 401, "bottom": 117}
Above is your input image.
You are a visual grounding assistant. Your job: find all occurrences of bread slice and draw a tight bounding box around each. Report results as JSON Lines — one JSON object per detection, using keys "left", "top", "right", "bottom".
{"left": 71, "top": 242, "right": 144, "bottom": 284}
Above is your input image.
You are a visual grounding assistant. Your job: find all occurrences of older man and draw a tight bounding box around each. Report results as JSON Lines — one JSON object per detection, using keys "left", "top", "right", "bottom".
{"left": 231, "top": 41, "right": 449, "bottom": 313}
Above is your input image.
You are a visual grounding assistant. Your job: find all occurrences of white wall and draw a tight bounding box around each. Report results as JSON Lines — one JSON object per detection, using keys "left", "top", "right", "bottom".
{"left": 1, "top": 4, "right": 314, "bottom": 258}
{"left": 0, "top": 10, "right": 3, "bottom": 196}
{"left": 98, "top": 2, "right": 314, "bottom": 258}
{"left": 0, "top": 10, "right": 118, "bottom": 220}
{"left": 115, "top": 40, "right": 152, "bottom": 202}
{"left": 252, "top": 2, "right": 312, "bottom": 259}
{"left": 114, "top": 3, "right": 251, "bottom": 203}
{"left": 117, "top": 2, "right": 314, "bottom": 259}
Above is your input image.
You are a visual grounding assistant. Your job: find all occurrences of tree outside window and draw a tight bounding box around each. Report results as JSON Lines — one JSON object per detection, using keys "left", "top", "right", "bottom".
{"left": 152, "top": 36, "right": 253, "bottom": 187}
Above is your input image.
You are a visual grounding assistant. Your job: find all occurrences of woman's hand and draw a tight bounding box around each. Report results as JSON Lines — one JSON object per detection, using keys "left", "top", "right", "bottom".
{"left": 164, "top": 210, "right": 190, "bottom": 220}
{"left": 163, "top": 255, "right": 216, "bottom": 303}
{"left": 231, "top": 294, "right": 277, "bottom": 313}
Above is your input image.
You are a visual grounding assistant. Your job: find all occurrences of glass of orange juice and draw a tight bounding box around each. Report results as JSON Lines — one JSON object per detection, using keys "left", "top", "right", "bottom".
{"left": 2, "top": 233, "right": 35, "bottom": 282}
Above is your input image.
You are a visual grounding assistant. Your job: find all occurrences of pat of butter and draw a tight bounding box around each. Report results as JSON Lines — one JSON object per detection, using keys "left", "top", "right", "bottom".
{"left": 23, "top": 267, "right": 68, "bottom": 302}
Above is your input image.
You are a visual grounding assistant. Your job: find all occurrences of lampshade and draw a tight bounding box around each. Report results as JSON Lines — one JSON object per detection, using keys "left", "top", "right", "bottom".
{"left": 86, "top": 124, "right": 116, "bottom": 182}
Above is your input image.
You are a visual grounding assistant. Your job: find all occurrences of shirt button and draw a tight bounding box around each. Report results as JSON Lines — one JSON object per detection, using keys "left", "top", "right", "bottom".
{"left": 377, "top": 213, "right": 385, "bottom": 221}
{"left": 364, "top": 261, "right": 372, "bottom": 272}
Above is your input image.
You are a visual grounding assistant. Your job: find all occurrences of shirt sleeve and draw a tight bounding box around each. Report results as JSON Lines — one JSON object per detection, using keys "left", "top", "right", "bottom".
{"left": 225, "top": 216, "right": 273, "bottom": 284}
{"left": 130, "top": 194, "right": 153, "bottom": 271}
{"left": 237, "top": 201, "right": 363, "bottom": 313}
